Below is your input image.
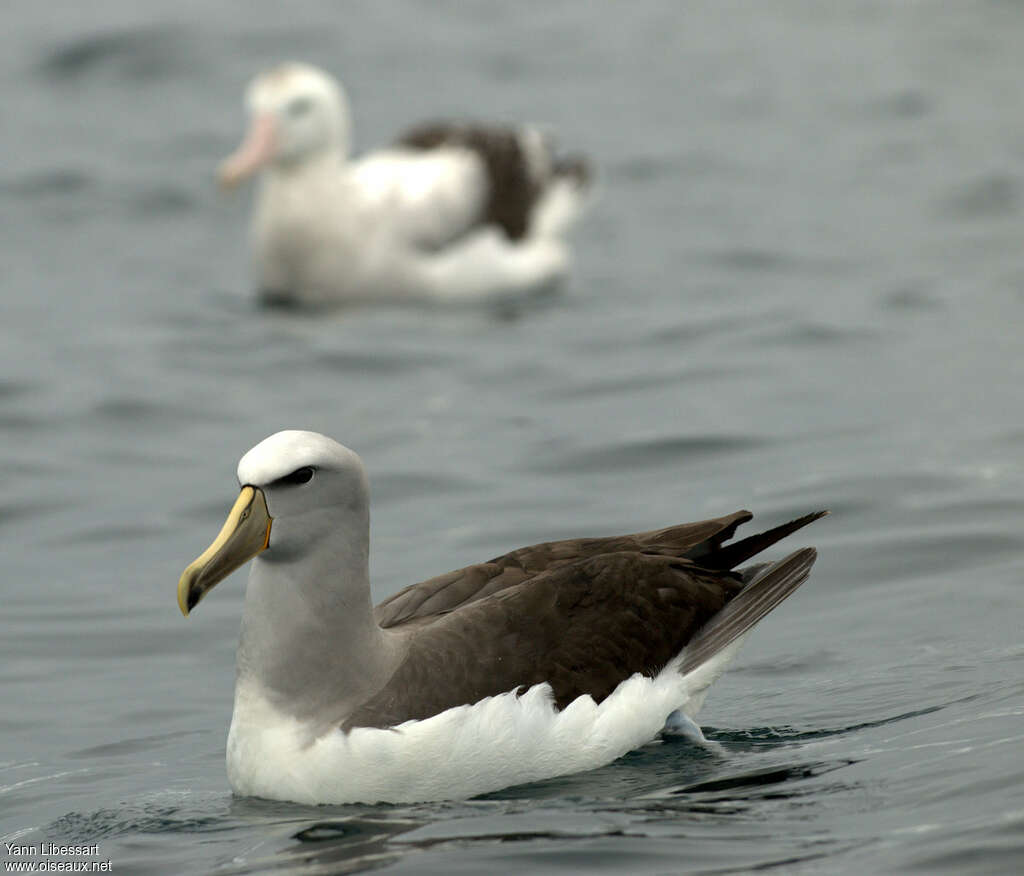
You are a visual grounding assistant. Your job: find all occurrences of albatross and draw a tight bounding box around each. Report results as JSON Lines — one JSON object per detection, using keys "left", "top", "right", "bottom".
{"left": 178, "top": 430, "right": 825, "bottom": 805}
{"left": 219, "top": 63, "right": 592, "bottom": 307}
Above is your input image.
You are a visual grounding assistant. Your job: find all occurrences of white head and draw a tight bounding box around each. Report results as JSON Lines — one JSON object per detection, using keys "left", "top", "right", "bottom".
{"left": 218, "top": 64, "right": 352, "bottom": 188}
{"left": 239, "top": 429, "right": 368, "bottom": 557}
{"left": 178, "top": 430, "right": 369, "bottom": 615}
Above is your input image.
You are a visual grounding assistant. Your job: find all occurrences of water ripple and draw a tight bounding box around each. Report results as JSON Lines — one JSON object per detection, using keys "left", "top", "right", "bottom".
{"left": 1, "top": 170, "right": 94, "bottom": 199}
{"left": 528, "top": 434, "right": 772, "bottom": 475}
{"left": 939, "top": 173, "right": 1020, "bottom": 220}
{"left": 37, "top": 26, "right": 193, "bottom": 82}
{"left": 753, "top": 321, "right": 883, "bottom": 349}
{"left": 666, "top": 758, "right": 855, "bottom": 797}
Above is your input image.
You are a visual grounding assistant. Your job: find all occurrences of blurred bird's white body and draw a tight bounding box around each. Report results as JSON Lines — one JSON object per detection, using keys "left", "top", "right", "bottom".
{"left": 222, "top": 64, "right": 590, "bottom": 306}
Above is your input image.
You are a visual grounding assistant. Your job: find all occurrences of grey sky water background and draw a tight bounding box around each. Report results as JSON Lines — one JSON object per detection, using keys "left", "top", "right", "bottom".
{"left": 2, "top": 1, "right": 1024, "bottom": 872}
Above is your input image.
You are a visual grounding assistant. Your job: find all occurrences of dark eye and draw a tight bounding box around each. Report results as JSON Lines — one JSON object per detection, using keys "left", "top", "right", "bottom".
{"left": 286, "top": 97, "right": 314, "bottom": 118}
{"left": 275, "top": 466, "right": 315, "bottom": 486}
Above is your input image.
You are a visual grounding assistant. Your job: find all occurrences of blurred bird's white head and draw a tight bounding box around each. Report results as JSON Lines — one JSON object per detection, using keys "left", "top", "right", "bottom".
{"left": 219, "top": 63, "right": 351, "bottom": 188}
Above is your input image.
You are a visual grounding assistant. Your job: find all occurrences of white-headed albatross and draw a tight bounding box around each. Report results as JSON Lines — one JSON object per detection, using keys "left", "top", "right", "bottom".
{"left": 219, "top": 63, "right": 592, "bottom": 307}
{"left": 178, "top": 430, "right": 825, "bottom": 805}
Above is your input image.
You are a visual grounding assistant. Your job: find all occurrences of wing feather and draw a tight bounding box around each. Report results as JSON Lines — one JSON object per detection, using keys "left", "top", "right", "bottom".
{"left": 373, "top": 510, "right": 752, "bottom": 628}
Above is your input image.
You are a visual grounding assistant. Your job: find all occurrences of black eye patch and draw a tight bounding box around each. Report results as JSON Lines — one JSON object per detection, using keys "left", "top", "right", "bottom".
{"left": 272, "top": 466, "right": 315, "bottom": 487}
{"left": 286, "top": 96, "right": 315, "bottom": 118}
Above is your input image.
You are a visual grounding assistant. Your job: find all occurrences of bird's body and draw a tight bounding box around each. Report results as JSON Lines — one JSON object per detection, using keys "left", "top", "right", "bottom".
{"left": 226, "top": 635, "right": 746, "bottom": 805}
{"left": 179, "top": 431, "right": 824, "bottom": 805}
{"left": 220, "top": 64, "right": 592, "bottom": 307}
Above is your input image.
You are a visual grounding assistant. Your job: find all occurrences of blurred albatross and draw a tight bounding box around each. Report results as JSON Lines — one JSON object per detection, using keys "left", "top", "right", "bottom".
{"left": 219, "top": 63, "right": 592, "bottom": 306}
{"left": 177, "top": 430, "right": 826, "bottom": 805}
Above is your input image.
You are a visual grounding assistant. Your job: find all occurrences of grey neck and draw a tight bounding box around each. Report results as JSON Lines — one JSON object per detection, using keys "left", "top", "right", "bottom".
{"left": 235, "top": 517, "right": 404, "bottom": 730}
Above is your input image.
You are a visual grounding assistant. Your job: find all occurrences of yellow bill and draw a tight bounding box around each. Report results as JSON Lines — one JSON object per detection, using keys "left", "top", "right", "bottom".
{"left": 178, "top": 486, "right": 272, "bottom": 617}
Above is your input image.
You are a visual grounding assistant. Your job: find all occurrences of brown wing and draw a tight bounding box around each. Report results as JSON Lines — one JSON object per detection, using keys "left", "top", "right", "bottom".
{"left": 352, "top": 511, "right": 826, "bottom": 730}
{"left": 679, "top": 547, "right": 817, "bottom": 674}
{"left": 396, "top": 122, "right": 538, "bottom": 241}
{"left": 396, "top": 121, "right": 592, "bottom": 241}
{"left": 347, "top": 552, "right": 741, "bottom": 730}
{"left": 373, "top": 510, "right": 754, "bottom": 629}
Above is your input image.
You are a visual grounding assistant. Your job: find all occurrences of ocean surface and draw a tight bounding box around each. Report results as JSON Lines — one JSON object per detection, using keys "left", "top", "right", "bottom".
{"left": 3, "top": 2, "right": 1024, "bottom": 873}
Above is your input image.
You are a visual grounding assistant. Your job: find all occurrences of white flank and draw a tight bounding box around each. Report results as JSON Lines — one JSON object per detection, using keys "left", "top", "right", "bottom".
{"left": 226, "top": 641, "right": 743, "bottom": 805}
{"left": 228, "top": 65, "right": 590, "bottom": 306}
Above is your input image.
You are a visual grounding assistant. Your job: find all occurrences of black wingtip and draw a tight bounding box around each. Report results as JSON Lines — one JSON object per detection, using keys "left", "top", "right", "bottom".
{"left": 701, "top": 510, "right": 828, "bottom": 572}
{"left": 553, "top": 154, "right": 593, "bottom": 188}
